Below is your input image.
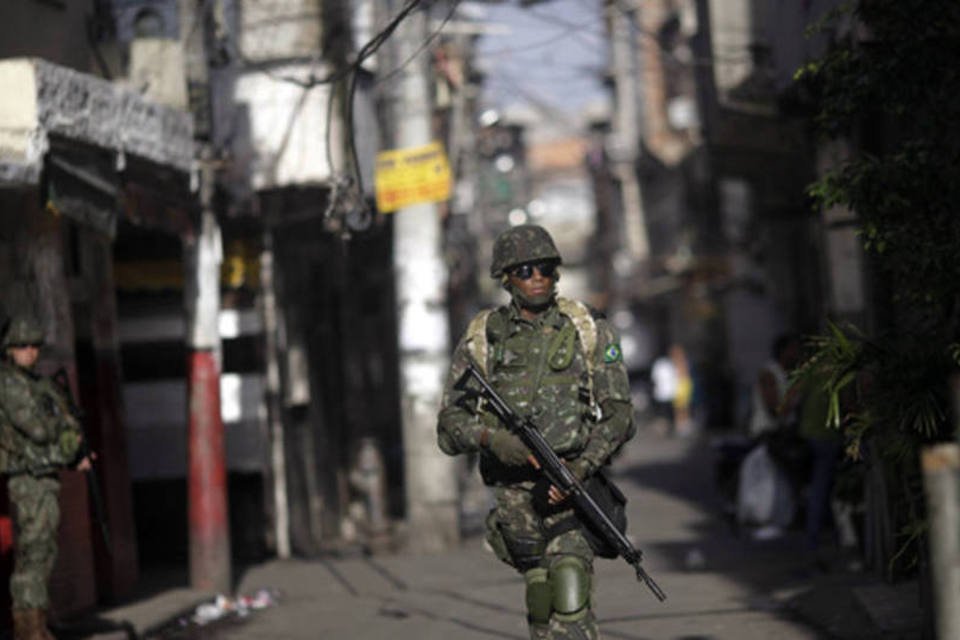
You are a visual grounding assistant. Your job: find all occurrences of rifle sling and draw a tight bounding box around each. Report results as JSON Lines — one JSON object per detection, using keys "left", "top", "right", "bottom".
{"left": 543, "top": 513, "right": 581, "bottom": 541}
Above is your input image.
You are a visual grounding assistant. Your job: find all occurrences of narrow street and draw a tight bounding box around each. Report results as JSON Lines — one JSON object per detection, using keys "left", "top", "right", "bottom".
{"left": 1, "top": 3, "right": 955, "bottom": 639}
{"left": 145, "top": 424, "right": 888, "bottom": 640}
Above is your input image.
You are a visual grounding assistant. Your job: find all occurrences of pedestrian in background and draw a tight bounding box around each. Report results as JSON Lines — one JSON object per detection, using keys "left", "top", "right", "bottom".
{"left": 0, "top": 315, "right": 92, "bottom": 640}
{"left": 736, "top": 333, "right": 807, "bottom": 539}
{"left": 670, "top": 345, "right": 694, "bottom": 437}
{"left": 437, "top": 225, "right": 636, "bottom": 640}
{"left": 749, "top": 333, "right": 802, "bottom": 437}
{"left": 650, "top": 350, "right": 677, "bottom": 435}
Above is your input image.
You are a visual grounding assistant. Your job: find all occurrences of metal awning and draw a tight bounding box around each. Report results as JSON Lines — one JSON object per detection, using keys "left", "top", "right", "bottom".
{"left": 0, "top": 57, "right": 194, "bottom": 186}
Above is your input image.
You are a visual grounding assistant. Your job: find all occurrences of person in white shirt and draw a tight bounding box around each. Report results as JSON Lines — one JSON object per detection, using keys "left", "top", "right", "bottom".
{"left": 650, "top": 352, "right": 677, "bottom": 434}
{"left": 749, "top": 334, "right": 801, "bottom": 437}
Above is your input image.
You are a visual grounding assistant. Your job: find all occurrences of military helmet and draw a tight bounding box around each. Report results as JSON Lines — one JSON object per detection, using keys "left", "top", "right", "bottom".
{"left": 2, "top": 315, "right": 44, "bottom": 348}
{"left": 490, "top": 224, "right": 562, "bottom": 278}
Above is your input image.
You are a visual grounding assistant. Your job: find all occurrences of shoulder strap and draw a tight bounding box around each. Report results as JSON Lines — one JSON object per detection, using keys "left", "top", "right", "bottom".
{"left": 556, "top": 297, "right": 598, "bottom": 372}
{"left": 556, "top": 297, "right": 601, "bottom": 416}
{"left": 464, "top": 309, "right": 494, "bottom": 375}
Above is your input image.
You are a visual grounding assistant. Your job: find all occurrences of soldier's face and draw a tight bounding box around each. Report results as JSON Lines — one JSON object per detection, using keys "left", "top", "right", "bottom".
{"left": 7, "top": 345, "right": 39, "bottom": 369}
{"left": 507, "top": 261, "right": 557, "bottom": 307}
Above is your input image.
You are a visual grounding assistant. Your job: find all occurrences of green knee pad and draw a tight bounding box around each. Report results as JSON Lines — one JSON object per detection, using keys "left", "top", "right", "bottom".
{"left": 550, "top": 556, "right": 591, "bottom": 622}
{"left": 524, "top": 567, "right": 552, "bottom": 625}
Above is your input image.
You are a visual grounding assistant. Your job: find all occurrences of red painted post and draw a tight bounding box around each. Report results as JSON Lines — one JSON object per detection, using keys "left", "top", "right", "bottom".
{"left": 180, "top": 0, "right": 230, "bottom": 593}
{"left": 187, "top": 349, "right": 230, "bottom": 591}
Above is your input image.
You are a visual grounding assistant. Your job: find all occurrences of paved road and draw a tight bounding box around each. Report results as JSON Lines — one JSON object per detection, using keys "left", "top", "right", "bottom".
{"left": 164, "top": 428, "right": 851, "bottom": 639}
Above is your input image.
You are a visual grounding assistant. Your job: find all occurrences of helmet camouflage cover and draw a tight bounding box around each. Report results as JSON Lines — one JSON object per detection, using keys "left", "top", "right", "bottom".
{"left": 490, "top": 224, "right": 562, "bottom": 278}
{"left": 2, "top": 315, "right": 44, "bottom": 348}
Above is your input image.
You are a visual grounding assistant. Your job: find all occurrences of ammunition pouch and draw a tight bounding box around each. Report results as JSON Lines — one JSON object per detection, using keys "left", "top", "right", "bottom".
{"left": 486, "top": 510, "right": 546, "bottom": 572}
{"left": 484, "top": 510, "right": 512, "bottom": 566}
{"left": 503, "top": 532, "right": 546, "bottom": 572}
{"left": 582, "top": 472, "right": 627, "bottom": 558}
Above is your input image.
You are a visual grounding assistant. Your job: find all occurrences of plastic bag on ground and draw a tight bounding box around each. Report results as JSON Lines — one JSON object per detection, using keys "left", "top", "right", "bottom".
{"left": 736, "top": 443, "right": 796, "bottom": 532}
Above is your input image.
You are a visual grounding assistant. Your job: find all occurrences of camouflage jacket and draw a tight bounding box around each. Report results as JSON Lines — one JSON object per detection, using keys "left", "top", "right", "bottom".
{"left": 0, "top": 362, "right": 83, "bottom": 476}
{"left": 437, "top": 299, "right": 635, "bottom": 486}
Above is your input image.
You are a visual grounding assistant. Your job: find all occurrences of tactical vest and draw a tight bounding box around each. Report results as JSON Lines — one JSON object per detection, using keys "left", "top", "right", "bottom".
{"left": 0, "top": 364, "right": 79, "bottom": 475}
{"left": 464, "top": 297, "right": 600, "bottom": 416}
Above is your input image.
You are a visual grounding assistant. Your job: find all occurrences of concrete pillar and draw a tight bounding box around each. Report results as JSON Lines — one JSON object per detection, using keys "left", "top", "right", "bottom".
{"left": 609, "top": 1, "right": 650, "bottom": 265}
{"left": 391, "top": 4, "right": 458, "bottom": 552}
{"left": 260, "top": 231, "right": 291, "bottom": 559}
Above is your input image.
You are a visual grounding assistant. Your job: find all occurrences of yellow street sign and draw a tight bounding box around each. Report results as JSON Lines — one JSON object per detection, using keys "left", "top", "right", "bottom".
{"left": 374, "top": 141, "right": 451, "bottom": 213}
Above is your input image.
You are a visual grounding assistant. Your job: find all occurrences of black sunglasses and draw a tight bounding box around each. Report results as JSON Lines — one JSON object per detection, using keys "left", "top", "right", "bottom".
{"left": 509, "top": 261, "right": 558, "bottom": 280}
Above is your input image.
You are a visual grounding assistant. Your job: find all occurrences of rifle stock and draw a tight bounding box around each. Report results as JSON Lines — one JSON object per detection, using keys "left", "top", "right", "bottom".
{"left": 454, "top": 363, "right": 666, "bottom": 602}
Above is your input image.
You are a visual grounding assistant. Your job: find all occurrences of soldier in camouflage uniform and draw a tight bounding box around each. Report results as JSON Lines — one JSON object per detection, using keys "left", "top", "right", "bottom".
{"left": 437, "top": 225, "right": 636, "bottom": 639}
{"left": 0, "top": 315, "right": 89, "bottom": 640}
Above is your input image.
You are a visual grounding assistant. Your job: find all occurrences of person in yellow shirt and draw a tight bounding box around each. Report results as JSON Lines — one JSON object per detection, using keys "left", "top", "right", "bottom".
{"left": 670, "top": 345, "right": 694, "bottom": 437}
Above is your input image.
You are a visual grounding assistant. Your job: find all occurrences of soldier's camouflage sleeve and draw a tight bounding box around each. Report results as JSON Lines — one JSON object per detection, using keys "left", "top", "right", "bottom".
{"left": 578, "top": 318, "right": 635, "bottom": 474}
{"left": 436, "top": 331, "right": 486, "bottom": 456}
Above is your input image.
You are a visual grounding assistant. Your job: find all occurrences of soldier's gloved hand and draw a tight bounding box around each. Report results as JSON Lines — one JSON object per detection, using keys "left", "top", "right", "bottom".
{"left": 480, "top": 411, "right": 501, "bottom": 431}
{"left": 488, "top": 430, "right": 533, "bottom": 466}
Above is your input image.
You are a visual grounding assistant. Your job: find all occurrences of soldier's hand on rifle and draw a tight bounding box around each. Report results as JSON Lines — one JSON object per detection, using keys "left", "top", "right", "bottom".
{"left": 76, "top": 454, "right": 95, "bottom": 472}
{"left": 74, "top": 440, "right": 96, "bottom": 472}
{"left": 546, "top": 459, "right": 592, "bottom": 505}
{"left": 486, "top": 429, "right": 536, "bottom": 467}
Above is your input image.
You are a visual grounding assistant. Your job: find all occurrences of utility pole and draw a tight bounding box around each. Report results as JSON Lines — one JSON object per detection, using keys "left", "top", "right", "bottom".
{"left": 391, "top": 1, "right": 459, "bottom": 552}
{"left": 260, "top": 230, "right": 291, "bottom": 559}
{"left": 181, "top": 0, "right": 231, "bottom": 593}
{"left": 608, "top": 1, "right": 650, "bottom": 267}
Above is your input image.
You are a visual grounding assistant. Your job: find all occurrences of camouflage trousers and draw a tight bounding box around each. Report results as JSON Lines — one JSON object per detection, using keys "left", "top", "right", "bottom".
{"left": 489, "top": 485, "right": 599, "bottom": 640}
{"left": 8, "top": 474, "right": 60, "bottom": 610}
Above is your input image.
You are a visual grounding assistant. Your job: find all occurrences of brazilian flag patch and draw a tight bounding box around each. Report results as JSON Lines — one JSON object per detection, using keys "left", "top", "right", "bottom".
{"left": 603, "top": 343, "right": 622, "bottom": 363}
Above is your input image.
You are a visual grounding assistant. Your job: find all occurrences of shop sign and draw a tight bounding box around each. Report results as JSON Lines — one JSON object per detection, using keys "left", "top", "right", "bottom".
{"left": 374, "top": 141, "right": 451, "bottom": 213}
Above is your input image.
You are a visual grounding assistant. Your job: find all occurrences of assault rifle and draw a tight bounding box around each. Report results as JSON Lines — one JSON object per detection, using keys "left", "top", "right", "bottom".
{"left": 49, "top": 369, "right": 112, "bottom": 554}
{"left": 454, "top": 362, "right": 667, "bottom": 602}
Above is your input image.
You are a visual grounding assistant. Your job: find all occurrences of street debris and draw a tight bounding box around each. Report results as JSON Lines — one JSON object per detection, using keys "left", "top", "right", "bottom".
{"left": 188, "top": 588, "right": 280, "bottom": 627}
{"left": 145, "top": 589, "right": 281, "bottom": 639}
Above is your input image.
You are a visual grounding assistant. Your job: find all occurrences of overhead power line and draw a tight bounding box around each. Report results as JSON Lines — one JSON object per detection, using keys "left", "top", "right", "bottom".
{"left": 376, "top": 0, "right": 462, "bottom": 86}
{"left": 345, "top": 0, "right": 462, "bottom": 224}
{"left": 214, "top": 0, "right": 466, "bottom": 230}
{"left": 226, "top": 0, "right": 427, "bottom": 89}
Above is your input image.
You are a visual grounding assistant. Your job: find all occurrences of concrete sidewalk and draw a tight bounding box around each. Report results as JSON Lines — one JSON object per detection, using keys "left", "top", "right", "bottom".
{"left": 65, "top": 428, "right": 923, "bottom": 639}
